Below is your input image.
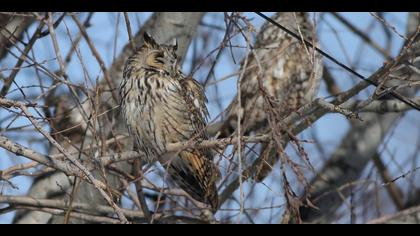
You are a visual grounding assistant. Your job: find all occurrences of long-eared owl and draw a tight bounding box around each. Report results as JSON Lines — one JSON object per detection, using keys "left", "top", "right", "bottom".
{"left": 119, "top": 33, "right": 219, "bottom": 211}
{"left": 219, "top": 12, "right": 323, "bottom": 181}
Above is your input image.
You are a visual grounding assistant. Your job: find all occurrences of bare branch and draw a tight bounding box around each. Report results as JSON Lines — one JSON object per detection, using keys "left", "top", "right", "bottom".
{"left": 0, "top": 13, "right": 35, "bottom": 60}
{"left": 0, "top": 16, "right": 45, "bottom": 97}
{"left": 368, "top": 204, "right": 420, "bottom": 224}
{"left": 331, "top": 12, "right": 392, "bottom": 59}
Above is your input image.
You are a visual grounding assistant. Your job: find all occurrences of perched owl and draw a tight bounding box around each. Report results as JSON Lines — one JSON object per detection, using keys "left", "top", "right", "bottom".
{"left": 219, "top": 12, "right": 323, "bottom": 181}
{"left": 119, "top": 33, "right": 219, "bottom": 211}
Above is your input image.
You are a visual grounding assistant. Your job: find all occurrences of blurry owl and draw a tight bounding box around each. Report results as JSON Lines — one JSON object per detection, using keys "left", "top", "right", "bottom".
{"left": 219, "top": 12, "right": 323, "bottom": 181}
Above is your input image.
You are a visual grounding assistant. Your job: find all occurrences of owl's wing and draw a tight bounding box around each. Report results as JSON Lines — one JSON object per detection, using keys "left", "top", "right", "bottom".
{"left": 168, "top": 148, "right": 219, "bottom": 211}
{"left": 180, "top": 77, "right": 210, "bottom": 132}
{"left": 162, "top": 76, "right": 218, "bottom": 210}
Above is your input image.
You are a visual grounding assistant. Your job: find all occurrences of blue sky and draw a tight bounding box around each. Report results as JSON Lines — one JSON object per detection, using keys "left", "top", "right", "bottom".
{"left": 1, "top": 12, "right": 418, "bottom": 224}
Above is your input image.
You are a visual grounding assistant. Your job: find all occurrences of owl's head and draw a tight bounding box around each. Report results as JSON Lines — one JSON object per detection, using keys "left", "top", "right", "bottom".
{"left": 140, "top": 32, "right": 180, "bottom": 75}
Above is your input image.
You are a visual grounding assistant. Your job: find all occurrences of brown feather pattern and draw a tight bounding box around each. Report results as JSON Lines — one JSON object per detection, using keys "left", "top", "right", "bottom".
{"left": 120, "top": 33, "right": 219, "bottom": 211}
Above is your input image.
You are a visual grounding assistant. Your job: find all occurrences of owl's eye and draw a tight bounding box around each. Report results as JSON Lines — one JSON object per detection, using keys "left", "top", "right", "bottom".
{"left": 155, "top": 52, "right": 165, "bottom": 64}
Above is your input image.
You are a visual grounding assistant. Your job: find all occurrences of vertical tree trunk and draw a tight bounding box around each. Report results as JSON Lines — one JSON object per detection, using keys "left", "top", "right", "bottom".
{"left": 13, "top": 12, "right": 205, "bottom": 224}
{"left": 0, "top": 13, "right": 35, "bottom": 60}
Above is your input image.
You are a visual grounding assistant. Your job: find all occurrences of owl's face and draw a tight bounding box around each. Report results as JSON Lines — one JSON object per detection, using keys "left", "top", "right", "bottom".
{"left": 141, "top": 32, "right": 181, "bottom": 76}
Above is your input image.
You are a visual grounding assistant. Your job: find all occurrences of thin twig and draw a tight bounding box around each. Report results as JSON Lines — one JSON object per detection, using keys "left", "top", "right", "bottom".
{"left": 331, "top": 12, "right": 392, "bottom": 59}
{"left": 123, "top": 12, "right": 136, "bottom": 50}
{"left": 70, "top": 14, "right": 119, "bottom": 104}
{"left": 371, "top": 152, "right": 404, "bottom": 210}
{"left": 0, "top": 98, "right": 129, "bottom": 223}
{"left": 0, "top": 18, "right": 46, "bottom": 97}
{"left": 255, "top": 12, "right": 420, "bottom": 112}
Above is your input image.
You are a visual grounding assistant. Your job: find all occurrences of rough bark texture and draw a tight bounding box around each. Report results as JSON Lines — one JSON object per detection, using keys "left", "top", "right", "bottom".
{"left": 0, "top": 13, "right": 35, "bottom": 60}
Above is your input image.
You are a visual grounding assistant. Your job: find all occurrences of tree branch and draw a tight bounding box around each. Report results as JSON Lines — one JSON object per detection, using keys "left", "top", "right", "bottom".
{"left": 300, "top": 12, "right": 420, "bottom": 223}
{"left": 12, "top": 12, "right": 206, "bottom": 224}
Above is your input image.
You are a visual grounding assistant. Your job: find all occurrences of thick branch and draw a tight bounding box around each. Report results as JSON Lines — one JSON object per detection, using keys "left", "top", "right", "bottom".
{"left": 219, "top": 41, "right": 413, "bottom": 207}
{"left": 13, "top": 12, "right": 206, "bottom": 224}
{"left": 300, "top": 12, "right": 420, "bottom": 223}
{"left": 368, "top": 204, "right": 420, "bottom": 224}
{"left": 0, "top": 195, "right": 207, "bottom": 224}
{"left": 0, "top": 13, "right": 35, "bottom": 60}
{"left": 350, "top": 97, "right": 420, "bottom": 113}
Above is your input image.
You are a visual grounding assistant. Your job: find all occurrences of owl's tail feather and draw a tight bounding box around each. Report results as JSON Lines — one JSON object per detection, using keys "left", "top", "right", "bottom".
{"left": 166, "top": 150, "right": 219, "bottom": 213}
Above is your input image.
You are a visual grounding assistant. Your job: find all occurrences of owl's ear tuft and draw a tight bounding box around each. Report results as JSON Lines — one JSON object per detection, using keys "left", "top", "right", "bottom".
{"left": 170, "top": 38, "right": 178, "bottom": 51}
{"left": 143, "top": 32, "right": 158, "bottom": 48}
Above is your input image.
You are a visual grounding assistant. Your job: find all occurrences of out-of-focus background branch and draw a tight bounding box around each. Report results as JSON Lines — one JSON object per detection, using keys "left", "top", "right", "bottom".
{"left": 10, "top": 12, "right": 205, "bottom": 224}
{"left": 0, "top": 12, "right": 419, "bottom": 224}
{"left": 300, "top": 12, "right": 420, "bottom": 223}
{"left": 0, "top": 13, "right": 35, "bottom": 60}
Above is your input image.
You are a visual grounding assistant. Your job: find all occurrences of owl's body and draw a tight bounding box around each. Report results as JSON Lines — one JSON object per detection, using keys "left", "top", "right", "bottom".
{"left": 222, "top": 12, "right": 322, "bottom": 136}
{"left": 220, "top": 13, "right": 323, "bottom": 180}
{"left": 120, "top": 33, "right": 218, "bottom": 211}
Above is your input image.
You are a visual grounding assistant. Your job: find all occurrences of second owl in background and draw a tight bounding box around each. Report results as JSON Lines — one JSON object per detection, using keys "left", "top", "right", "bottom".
{"left": 219, "top": 12, "right": 323, "bottom": 181}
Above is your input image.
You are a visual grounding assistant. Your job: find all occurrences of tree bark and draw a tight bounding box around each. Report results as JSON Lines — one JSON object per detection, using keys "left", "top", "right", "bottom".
{"left": 300, "top": 12, "right": 420, "bottom": 223}
{"left": 13, "top": 12, "right": 205, "bottom": 224}
{"left": 0, "top": 13, "right": 35, "bottom": 60}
